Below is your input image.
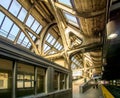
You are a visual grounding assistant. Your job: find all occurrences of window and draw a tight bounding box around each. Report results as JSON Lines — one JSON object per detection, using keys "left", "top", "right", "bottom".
{"left": 17, "top": 63, "right": 34, "bottom": 97}
{"left": 0, "top": 80, "right": 4, "bottom": 88}
{"left": 60, "top": 73, "right": 67, "bottom": 89}
{"left": 0, "top": 73, "right": 8, "bottom": 89}
{"left": 37, "top": 67, "right": 46, "bottom": 93}
{"left": 0, "top": 58, "right": 13, "bottom": 98}
{"left": 53, "top": 71, "right": 59, "bottom": 90}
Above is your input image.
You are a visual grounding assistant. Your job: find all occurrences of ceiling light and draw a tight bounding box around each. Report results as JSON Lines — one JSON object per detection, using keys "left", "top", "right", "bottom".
{"left": 107, "top": 33, "right": 118, "bottom": 39}
{"left": 107, "top": 21, "right": 118, "bottom": 39}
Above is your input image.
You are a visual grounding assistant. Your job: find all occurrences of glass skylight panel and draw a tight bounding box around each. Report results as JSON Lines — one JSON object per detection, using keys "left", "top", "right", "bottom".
{"left": 28, "top": 32, "right": 33, "bottom": 37}
{"left": 71, "top": 63, "right": 76, "bottom": 69}
{"left": 31, "top": 36, "right": 36, "bottom": 41}
{"left": 46, "top": 33, "right": 51, "bottom": 40}
{"left": 48, "top": 51, "right": 56, "bottom": 55}
{"left": 1, "top": 17, "right": 13, "bottom": 35}
{"left": 59, "top": 45, "right": 63, "bottom": 50}
{"left": 9, "top": 0, "right": 21, "bottom": 17}
{"left": 0, "top": 0, "right": 12, "bottom": 9}
{"left": 18, "top": 8, "right": 27, "bottom": 22}
{"left": 58, "top": 0, "right": 72, "bottom": 7}
{"left": 21, "top": 37, "right": 29, "bottom": 47}
{"left": 17, "top": 32, "right": 25, "bottom": 44}
{"left": 44, "top": 44, "right": 48, "bottom": 51}
{"left": 54, "top": 41, "right": 59, "bottom": 47}
{"left": 50, "top": 38, "right": 56, "bottom": 45}
{"left": 36, "top": 25, "right": 42, "bottom": 34}
{"left": 28, "top": 32, "right": 36, "bottom": 41}
{"left": 44, "top": 44, "right": 50, "bottom": 52}
{"left": 0, "top": 29, "right": 7, "bottom": 37}
{"left": 47, "top": 35, "right": 53, "bottom": 43}
{"left": 8, "top": 24, "right": 20, "bottom": 41}
{"left": 56, "top": 43, "right": 61, "bottom": 49}
{"left": 73, "top": 58, "right": 76, "bottom": 62}
{"left": 63, "top": 12, "right": 79, "bottom": 27}
{"left": 31, "top": 20, "right": 40, "bottom": 32}
{"left": 26, "top": 43, "right": 31, "bottom": 48}
{"left": 45, "top": 46, "right": 51, "bottom": 52}
{"left": 58, "top": 45, "right": 62, "bottom": 50}
{"left": 0, "top": 12, "right": 5, "bottom": 24}
{"left": 71, "top": 57, "right": 74, "bottom": 61}
{"left": 57, "top": 44, "right": 62, "bottom": 50}
{"left": 25, "top": 15, "right": 35, "bottom": 27}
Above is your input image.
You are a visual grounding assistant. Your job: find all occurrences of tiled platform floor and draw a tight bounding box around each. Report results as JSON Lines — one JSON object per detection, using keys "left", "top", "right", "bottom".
{"left": 73, "top": 79, "right": 104, "bottom": 98}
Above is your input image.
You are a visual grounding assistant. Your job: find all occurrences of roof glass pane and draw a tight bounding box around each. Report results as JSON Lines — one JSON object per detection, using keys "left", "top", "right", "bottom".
{"left": 71, "top": 57, "right": 74, "bottom": 61}
{"left": 1, "top": 17, "right": 13, "bottom": 34}
{"left": 50, "top": 38, "right": 56, "bottom": 45}
{"left": 28, "top": 32, "right": 36, "bottom": 41}
{"left": 28, "top": 32, "right": 33, "bottom": 37}
{"left": 8, "top": 24, "right": 20, "bottom": 41}
{"left": 25, "top": 15, "right": 35, "bottom": 27}
{"left": 58, "top": 0, "right": 72, "bottom": 7}
{"left": 0, "top": 29, "right": 7, "bottom": 37}
{"left": 58, "top": 45, "right": 62, "bottom": 50}
{"left": 47, "top": 35, "right": 53, "bottom": 43}
{"left": 18, "top": 8, "right": 27, "bottom": 22}
{"left": 44, "top": 44, "right": 48, "bottom": 50}
{"left": 63, "top": 12, "right": 79, "bottom": 27}
{"left": 46, "top": 33, "right": 51, "bottom": 40}
{"left": 31, "top": 20, "right": 40, "bottom": 32}
{"left": 71, "top": 63, "right": 76, "bottom": 69}
{"left": 9, "top": 0, "right": 21, "bottom": 17}
{"left": 54, "top": 41, "right": 59, "bottom": 47}
{"left": 17, "top": 32, "right": 25, "bottom": 44}
{"left": 36, "top": 25, "right": 42, "bottom": 34}
{"left": 0, "top": 12, "right": 5, "bottom": 24}
{"left": 0, "top": 0, "right": 12, "bottom": 9}
{"left": 27, "top": 43, "right": 31, "bottom": 48}
{"left": 21, "top": 37, "right": 29, "bottom": 47}
{"left": 49, "top": 51, "right": 56, "bottom": 55}
{"left": 32, "top": 36, "right": 36, "bottom": 41}
{"left": 56, "top": 43, "right": 61, "bottom": 49}
{"left": 59, "top": 45, "right": 63, "bottom": 50}
{"left": 44, "top": 44, "right": 51, "bottom": 52}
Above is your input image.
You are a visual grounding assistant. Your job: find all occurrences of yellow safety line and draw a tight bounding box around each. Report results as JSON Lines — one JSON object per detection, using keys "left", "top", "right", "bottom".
{"left": 101, "top": 85, "right": 115, "bottom": 98}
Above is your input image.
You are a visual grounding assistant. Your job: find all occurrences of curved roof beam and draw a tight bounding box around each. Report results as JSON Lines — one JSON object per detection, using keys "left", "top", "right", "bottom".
{"left": 37, "top": 21, "right": 57, "bottom": 55}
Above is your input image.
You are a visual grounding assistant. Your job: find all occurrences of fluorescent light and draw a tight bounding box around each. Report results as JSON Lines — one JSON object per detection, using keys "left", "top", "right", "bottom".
{"left": 107, "top": 33, "right": 118, "bottom": 39}
{"left": 107, "top": 21, "right": 118, "bottom": 39}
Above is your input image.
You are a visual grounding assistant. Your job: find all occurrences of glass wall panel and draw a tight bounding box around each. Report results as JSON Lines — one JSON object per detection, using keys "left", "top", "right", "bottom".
{"left": 53, "top": 71, "right": 59, "bottom": 90}
{"left": 37, "top": 67, "right": 46, "bottom": 93}
{"left": 60, "top": 73, "right": 67, "bottom": 90}
{"left": 17, "top": 63, "right": 34, "bottom": 97}
{"left": 0, "top": 58, "right": 13, "bottom": 98}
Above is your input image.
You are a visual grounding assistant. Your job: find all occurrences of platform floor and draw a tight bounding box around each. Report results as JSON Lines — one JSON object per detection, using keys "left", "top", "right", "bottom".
{"left": 73, "top": 79, "right": 104, "bottom": 98}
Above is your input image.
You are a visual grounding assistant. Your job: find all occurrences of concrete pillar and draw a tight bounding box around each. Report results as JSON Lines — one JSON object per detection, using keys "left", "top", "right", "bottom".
{"left": 46, "top": 67, "right": 54, "bottom": 92}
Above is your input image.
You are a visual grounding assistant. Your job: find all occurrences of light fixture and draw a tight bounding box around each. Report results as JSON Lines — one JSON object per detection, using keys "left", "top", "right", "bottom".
{"left": 107, "top": 33, "right": 118, "bottom": 39}
{"left": 107, "top": 21, "right": 118, "bottom": 39}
